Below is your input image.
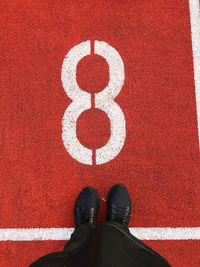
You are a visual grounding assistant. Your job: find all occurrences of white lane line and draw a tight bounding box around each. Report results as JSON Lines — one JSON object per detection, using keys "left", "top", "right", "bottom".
{"left": 189, "top": 0, "right": 200, "bottom": 147}
{"left": 129, "top": 227, "right": 200, "bottom": 240}
{"left": 0, "top": 227, "right": 199, "bottom": 241}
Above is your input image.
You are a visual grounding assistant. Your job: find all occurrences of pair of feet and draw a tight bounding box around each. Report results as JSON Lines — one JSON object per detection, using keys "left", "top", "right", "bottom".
{"left": 74, "top": 184, "right": 132, "bottom": 229}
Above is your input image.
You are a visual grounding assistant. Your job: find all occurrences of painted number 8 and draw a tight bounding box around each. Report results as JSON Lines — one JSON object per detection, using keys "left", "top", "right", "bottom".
{"left": 61, "top": 40, "right": 126, "bottom": 165}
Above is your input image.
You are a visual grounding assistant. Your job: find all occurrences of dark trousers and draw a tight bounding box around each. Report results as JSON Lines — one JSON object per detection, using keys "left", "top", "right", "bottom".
{"left": 63, "top": 222, "right": 171, "bottom": 267}
{"left": 63, "top": 222, "right": 130, "bottom": 253}
{"left": 30, "top": 222, "right": 171, "bottom": 267}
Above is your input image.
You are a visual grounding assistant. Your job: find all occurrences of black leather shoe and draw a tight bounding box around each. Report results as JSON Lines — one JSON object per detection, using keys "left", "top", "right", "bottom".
{"left": 106, "top": 184, "right": 131, "bottom": 226}
{"left": 74, "top": 187, "right": 100, "bottom": 229}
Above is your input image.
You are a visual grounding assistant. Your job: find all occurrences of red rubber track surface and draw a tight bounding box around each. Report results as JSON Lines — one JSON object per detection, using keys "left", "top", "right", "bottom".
{"left": 0, "top": 0, "right": 200, "bottom": 266}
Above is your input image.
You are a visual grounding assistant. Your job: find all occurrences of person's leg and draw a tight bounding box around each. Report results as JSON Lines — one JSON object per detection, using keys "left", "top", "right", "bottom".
{"left": 29, "top": 187, "right": 100, "bottom": 267}
{"left": 63, "top": 222, "right": 96, "bottom": 252}
{"left": 105, "top": 184, "right": 171, "bottom": 266}
{"left": 106, "top": 184, "right": 156, "bottom": 249}
{"left": 63, "top": 186, "right": 100, "bottom": 253}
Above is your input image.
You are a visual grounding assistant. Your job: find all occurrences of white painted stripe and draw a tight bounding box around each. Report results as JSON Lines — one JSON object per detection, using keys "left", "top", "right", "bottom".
{"left": 0, "top": 227, "right": 199, "bottom": 241}
{"left": 189, "top": 0, "right": 200, "bottom": 147}
{"left": 129, "top": 227, "right": 200, "bottom": 240}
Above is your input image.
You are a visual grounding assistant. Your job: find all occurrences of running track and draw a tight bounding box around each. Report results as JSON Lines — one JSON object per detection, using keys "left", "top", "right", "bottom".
{"left": 0, "top": 0, "right": 200, "bottom": 266}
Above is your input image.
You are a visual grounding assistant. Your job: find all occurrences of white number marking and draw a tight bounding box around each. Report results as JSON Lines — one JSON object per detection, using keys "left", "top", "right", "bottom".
{"left": 61, "top": 40, "right": 126, "bottom": 165}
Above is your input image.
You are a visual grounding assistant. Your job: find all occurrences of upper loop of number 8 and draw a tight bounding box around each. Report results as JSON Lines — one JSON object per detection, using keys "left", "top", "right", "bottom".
{"left": 61, "top": 40, "right": 126, "bottom": 165}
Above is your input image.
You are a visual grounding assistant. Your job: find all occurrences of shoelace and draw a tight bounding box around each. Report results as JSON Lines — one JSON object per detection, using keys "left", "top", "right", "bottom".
{"left": 76, "top": 207, "right": 95, "bottom": 224}
{"left": 112, "top": 205, "right": 130, "bottom": 225}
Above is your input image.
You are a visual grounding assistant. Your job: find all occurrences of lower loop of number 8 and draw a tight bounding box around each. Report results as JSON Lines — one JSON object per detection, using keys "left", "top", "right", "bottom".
{"left": 61, "top": 40, "right": 126, "bottom": 165}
